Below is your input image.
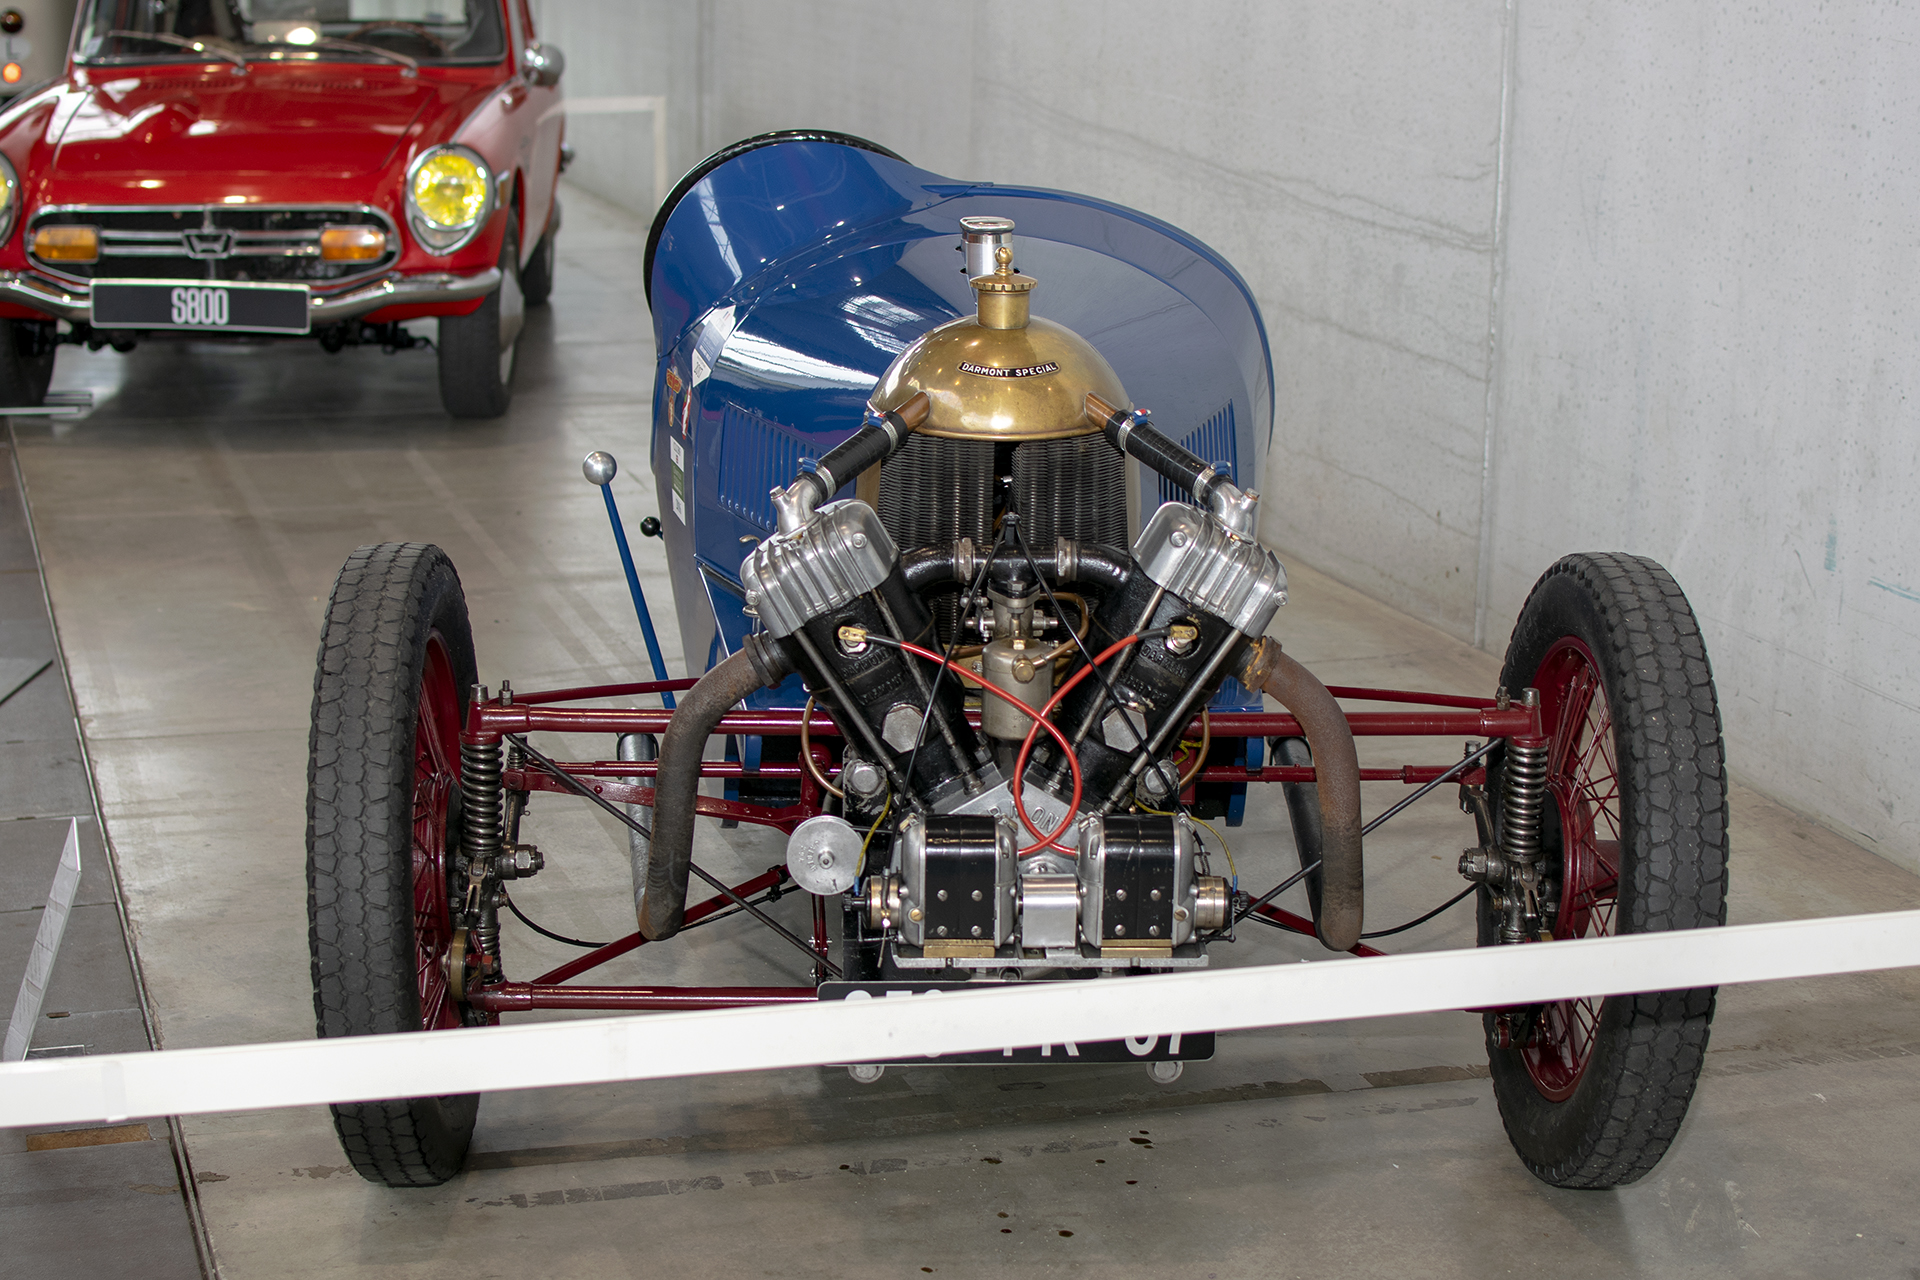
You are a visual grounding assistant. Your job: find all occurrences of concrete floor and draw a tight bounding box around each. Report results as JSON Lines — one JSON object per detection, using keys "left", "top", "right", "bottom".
{"left": 7, "top": 183, "right": 1920, "bottom": 1277}
{"left": 1, "top": 436, "right": 207, "bottom": 1278}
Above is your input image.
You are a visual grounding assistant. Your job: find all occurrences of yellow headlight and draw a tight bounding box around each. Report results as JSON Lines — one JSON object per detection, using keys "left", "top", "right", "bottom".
{"left": 319, "top": 225, "right": 387, "bottom": 261}
{"left": 34, "top": 226, "right": 99, "bottom": 262}
{"left": 409, "top": 151, "right": 488, "bottom": 229}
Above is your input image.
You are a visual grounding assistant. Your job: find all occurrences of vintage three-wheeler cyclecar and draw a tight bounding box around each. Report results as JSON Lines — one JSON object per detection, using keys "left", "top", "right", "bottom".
{"left": 304, "top": 132, "right": 1726, "bottom": 1192}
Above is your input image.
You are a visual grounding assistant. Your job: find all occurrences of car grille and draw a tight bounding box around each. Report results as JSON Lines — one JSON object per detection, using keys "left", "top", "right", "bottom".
{"left": 27, "top": 206, "right": 399, "bottom": 284}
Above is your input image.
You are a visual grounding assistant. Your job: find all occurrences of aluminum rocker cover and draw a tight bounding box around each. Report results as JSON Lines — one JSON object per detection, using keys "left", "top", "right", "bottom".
{"left": 1133, "top": 502, "right": 1289, "bottom": 637}
{"left": 740, "top": 499, "right": 899, "bottom": 639}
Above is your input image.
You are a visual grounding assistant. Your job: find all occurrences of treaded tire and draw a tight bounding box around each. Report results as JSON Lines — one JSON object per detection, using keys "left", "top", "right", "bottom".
{"left": 0, "top": 319, "right": 56, "bottom": 406}
{"left": 437, "top": 215, "right": 522, "bottom": 418}
{"left": 520, "top": 201, "right": 557, "bottom": 307}
{"left": 1484, "top": 552, "right": 1727, "bottom": 1189}
{"left": 307, "top": 542, "right": 483, "bottom": 1188}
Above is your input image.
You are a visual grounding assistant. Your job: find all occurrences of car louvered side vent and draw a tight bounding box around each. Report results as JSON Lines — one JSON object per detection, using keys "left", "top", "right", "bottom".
{"left": 1157, "top": 401, "right": 1237, "bottom": 507}
{"left": 716, "top": 404, "right": 811, "bottom": 531}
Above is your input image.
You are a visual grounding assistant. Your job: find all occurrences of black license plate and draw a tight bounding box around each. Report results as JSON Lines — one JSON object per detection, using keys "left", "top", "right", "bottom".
{"left": 91, "top": 280, "right": 310, "bottom": 335}
{"left": 816, "top": 980, "right": 1215, "bottom": 1063}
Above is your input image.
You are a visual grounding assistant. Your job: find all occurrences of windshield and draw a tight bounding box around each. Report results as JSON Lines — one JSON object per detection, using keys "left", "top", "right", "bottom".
{"left": 76, "top": 0, "right": 507, "bottom": 67}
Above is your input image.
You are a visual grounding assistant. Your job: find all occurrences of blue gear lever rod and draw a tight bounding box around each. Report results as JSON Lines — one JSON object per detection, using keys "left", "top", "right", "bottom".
{"left": 582, "top": 451, "right": 675, "bottom": 710}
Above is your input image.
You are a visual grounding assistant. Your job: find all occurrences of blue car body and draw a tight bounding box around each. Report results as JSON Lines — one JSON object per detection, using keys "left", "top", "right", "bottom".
{"left": 644, "top": 134, "right": 1276, "bottom": 815}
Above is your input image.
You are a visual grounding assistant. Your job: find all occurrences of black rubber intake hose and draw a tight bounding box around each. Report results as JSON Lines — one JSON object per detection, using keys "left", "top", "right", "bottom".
{"left": 792, "top": 391, "right": 930, "bottom": 506}
{"left": 1239, "top": 639, "right": 1365, "bottom": 950}
{"left": 901, "top": 544, "right": 966, "bottom": 595}
{"left": 637, "top": 635, "right": 793, "bottom": 940}
{"left": 899, "top": 538, "right": 1130, "bottom": 596}
{"left": 1086, "top": 392, "right": 1225, "bottom": 509}
{"left": 1057, "top": 540, "right": 1131, "bottom": 594}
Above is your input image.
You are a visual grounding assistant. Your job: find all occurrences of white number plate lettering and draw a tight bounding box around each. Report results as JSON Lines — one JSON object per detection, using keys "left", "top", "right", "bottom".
{"left": 170, "top": 286, "right": 230, "bottom": 327}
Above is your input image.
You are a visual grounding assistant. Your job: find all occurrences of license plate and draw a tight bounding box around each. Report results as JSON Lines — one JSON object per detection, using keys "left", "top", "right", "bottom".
{"left": 816, "top": 980, "right": 1215, "bottom": 1063}
{"left": 90, "top": 280, "right": 311, "bottom": 335}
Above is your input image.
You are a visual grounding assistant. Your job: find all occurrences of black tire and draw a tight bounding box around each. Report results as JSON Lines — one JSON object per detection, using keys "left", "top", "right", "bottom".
{"left": 437, "top": 215, "right": 522, "bottom": 418}
{"left": 0, "top": 318, "right": 57, "bottom": 406}
{"left": 520, "top": 201, "right": 557, "bottom": 307}
{"left": 307, "top": 542, "right": 485, "bottom": 1188}
{"left": 1483, "top": 552, "right": 1727, "bottom": 1189}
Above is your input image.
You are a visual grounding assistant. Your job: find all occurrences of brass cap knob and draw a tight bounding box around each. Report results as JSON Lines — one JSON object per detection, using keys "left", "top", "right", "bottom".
{"left": 972, "top": 246, "right": 1035, "bottom": 329}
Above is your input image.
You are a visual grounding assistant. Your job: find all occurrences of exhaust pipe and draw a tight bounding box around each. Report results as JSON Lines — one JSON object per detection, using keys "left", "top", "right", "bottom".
{"left": 1238, "top": 639, "right": 1364, "bottom": 950}
{"left": 637, "top": 634, "right": 793, "bottom": 939}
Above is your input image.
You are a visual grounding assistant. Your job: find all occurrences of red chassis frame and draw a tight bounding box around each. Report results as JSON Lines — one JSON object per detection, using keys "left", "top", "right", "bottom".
{"left": 457, "top": 678, "right": 1543, "bottom": 1016}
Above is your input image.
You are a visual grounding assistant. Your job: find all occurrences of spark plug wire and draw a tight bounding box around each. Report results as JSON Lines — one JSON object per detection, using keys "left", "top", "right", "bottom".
{"left": 1010, "top": 633, "right": 1151, "bottom": 852}
{"left": 857, "top": 631, "right": 1086, "bottom": 852}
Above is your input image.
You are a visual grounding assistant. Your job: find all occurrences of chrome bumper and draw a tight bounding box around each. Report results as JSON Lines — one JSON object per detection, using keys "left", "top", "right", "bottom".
{"left": 0, "top": 268, "right": 503, "bottom": 327}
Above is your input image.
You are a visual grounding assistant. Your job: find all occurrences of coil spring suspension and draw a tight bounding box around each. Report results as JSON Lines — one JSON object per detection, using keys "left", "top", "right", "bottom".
{"left": 1499, "top": 688, "right": 1548, "bottom": 944}
{"left": 461, "top": 736, "right": 505, "bottom": 865}
{"left": 460, "top": 734, "right": 505, "bottom": 967}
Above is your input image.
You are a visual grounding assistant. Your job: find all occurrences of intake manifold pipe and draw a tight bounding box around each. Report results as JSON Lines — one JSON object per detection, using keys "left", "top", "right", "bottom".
{"left": 637, "top": 634, "right": 793, "bottom": 940}
{"left": 1238, "top": 639, "right": 1365, "bottom": 950}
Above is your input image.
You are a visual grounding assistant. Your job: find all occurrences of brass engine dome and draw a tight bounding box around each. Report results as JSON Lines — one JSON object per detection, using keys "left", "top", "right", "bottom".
{"left": 868, "top": 231, "right": 1130, "bottom": 442}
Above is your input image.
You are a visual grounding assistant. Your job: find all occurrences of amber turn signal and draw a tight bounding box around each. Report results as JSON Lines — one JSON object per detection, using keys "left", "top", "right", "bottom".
{"left": 32, "top": 225, "right": 99, "bottom": 262}
{"left": 2, "top": 63, "right": 22, "bottom": 85}
{"left": 319, "top": 226, "right": 386, "bottom": 262}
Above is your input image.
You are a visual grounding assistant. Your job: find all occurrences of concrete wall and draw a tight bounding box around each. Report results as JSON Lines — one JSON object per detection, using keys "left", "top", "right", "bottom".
{"left": 525, "top": 0, "right": 703, "bottom": 217}
{"left": 693, "top": 1, "right": 1511, "bottom": 645}
{"left": 1486, "top": 5, "right": 1920, "bottom": 867}
{"left": 527, "top": 0, "right": 1920, "bottom": 871}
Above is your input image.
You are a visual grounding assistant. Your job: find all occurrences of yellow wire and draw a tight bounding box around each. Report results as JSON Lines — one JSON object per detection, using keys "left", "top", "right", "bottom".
{"left": 1133, "top": 800, "right": 1238, "bottom": 880}
{"left": 1188, "top": 814, "right": 1237, "bottom": 880}
{"left": 857, "top": 793, "right": 892, "bottom": 877}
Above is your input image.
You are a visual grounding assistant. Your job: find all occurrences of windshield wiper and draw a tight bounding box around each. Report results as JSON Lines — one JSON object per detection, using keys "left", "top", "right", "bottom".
{"left": 291, "top": 36, "right": 419, "bottom": 76}
{"left": 104, "top": 30, "right": 249, "bottom": 71}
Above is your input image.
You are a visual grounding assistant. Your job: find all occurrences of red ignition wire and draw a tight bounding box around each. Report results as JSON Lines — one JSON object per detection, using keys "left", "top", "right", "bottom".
{"left": 889, "top": 640, "right": 1086, "bottom": 852}
{"left": 1011, "top": 634, "right": 1143, "bottom": 853}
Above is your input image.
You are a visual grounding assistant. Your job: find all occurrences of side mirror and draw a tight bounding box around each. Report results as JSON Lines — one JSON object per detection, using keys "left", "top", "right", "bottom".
{"left": 523, "top": 41, "right": 565, "bottom": 88}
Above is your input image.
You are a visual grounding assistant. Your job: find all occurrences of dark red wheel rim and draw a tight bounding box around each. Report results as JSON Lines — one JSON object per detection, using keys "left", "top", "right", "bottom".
{"left": 412, "top": 632, "right": 467, "bottom": 1032}
{"left": 1520, "top": 636, "right": 1621, "bottom": 1102}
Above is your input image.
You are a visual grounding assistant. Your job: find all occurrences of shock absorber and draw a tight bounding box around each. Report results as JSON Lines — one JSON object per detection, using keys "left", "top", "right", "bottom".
{"left": 1498, "top": 688, "right": 1548, "bottom": 945}
{"left": 460, "top": 733, "right": 505, "bottom": 867}
{"left": 460, "top": 732, "right": 506, "bottom": 969}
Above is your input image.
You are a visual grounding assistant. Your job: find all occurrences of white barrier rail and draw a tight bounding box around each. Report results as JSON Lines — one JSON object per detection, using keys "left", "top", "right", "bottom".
{"left": 3, "top": 820, "right": 80, "bottom": 1063}
{"left": 4, "top": 909, "right": 1918, "bottom": 1130}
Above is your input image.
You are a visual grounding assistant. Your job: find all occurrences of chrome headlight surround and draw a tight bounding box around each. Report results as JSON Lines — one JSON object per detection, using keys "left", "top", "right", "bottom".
{"left": 0, "top": 152, "right": 19, "bottom": 248}
{"left": 404, "top": 144, "right": 495, "bottom": 255}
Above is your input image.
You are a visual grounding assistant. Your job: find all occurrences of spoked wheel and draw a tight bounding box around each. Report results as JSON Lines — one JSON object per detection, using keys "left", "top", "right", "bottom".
{"left": 1515, "top": 636, "right": 1619, "bottom": 1101}
{"left": 1483, "top": 552, "right": 1727, "bottom": 1188}
{"left": 308, "top": 543, "right": 487, "bottom": 1187}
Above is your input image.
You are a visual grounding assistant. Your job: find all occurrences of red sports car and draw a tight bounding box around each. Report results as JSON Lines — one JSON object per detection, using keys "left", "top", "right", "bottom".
{"left": 0, "top": 0, "right": 565, "bottom": 417}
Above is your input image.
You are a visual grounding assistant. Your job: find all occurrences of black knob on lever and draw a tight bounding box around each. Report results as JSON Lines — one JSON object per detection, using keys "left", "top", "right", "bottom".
{"left": 638, "top": 516, "right": 663, "bottom": 539}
